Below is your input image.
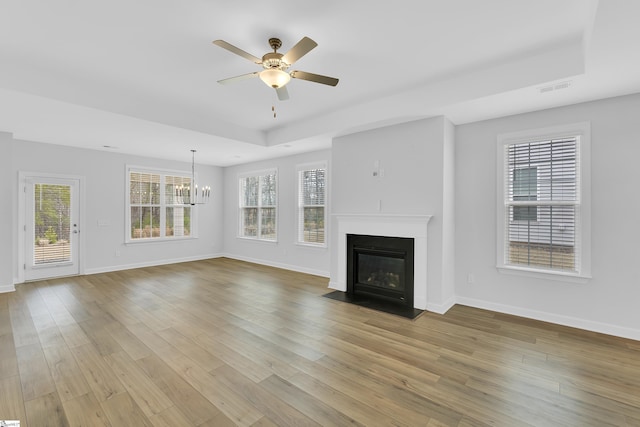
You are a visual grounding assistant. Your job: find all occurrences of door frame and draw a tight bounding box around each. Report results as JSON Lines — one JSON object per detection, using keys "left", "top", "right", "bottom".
{"left": 18, "top": 171, "right": 86, "bottom": 283}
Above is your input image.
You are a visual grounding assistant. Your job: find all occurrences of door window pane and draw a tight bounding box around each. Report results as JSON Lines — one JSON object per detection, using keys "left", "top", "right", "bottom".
{"left": 34, "top": 184, "right": 71, "bottom": 264}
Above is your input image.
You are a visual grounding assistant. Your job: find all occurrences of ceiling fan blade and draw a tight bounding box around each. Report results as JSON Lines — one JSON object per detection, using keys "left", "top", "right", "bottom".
{"left": 212, "top": 40, "right": 262, "bottom": 64}
{"left": 217, "top": 71, "right": 259, "bottom": 85}
{"left": 281, "top": 37, "right": 317, "bottom": 65}
{"left": 290, "top": 70, "right": 339, "bottom": 86}
{"left": 276, "top": 86, "right": 289, "bottom": 101}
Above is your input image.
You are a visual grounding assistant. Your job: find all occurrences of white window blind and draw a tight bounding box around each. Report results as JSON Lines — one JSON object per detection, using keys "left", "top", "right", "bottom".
{"left": 164, "top": 175, "right": 192, "bottom": 238}
{"left": 504, "top": 137, "right": 579, "bottom": 273}
{"left": 297, "top": 166, "right": 326, "bottom": 245}
{"left": 127, "top": 168, "right": 195, "bottom": 242}
{"left": 239, "top": 170, "right": 277, "bottom": 241}
{"left": 129, "top": 171, "right": 162, "bottom": 239}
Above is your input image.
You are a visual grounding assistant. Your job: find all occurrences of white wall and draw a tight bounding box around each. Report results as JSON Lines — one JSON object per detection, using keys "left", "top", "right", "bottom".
{"left": 0, "top": 132, "right": 14, "bottom": 292}
{"left": 331, "top": 117, "right": 455, "bottom": 311}
{"left": 8, "top": 138, "right": 223, "bottom": 280}
{"left": 222, "top": 149, "right": 331, "bottom": 277}
{"left": 455, "top": 92, "right": 640, "bottom": 339}
{"left": 332, "top": 118, "right": 441, "bottom": 215}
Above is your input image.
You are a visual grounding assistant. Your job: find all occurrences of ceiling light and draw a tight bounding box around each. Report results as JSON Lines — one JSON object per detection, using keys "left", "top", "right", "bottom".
{"left": 259, "top": 69, "right": 291, "bottom": 88}
{"left": 175, "top": 150, "right": 211, "bottom": 206}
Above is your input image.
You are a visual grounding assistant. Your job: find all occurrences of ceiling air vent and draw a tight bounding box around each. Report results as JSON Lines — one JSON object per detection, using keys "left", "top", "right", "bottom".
{"left": 539, "top": 81, "right": 571, "bottom": 94}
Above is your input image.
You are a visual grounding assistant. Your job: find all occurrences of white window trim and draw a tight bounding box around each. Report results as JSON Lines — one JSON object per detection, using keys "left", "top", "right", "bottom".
{"left": 496, "top": 122, "right": 591, "bottom": 282}
{"left": 125, "top": 165, "right": 199, "bottom": 244}
{"left": 237, "top": 168, "right": 278, "bottom": 242}
{"left": 296, "top": 162, "right": 328, "bottom": 248}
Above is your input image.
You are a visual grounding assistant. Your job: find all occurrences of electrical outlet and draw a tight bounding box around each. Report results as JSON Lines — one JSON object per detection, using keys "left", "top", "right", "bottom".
{"left": 115, "top": 250, "right": 121, "bottom": 257}
{"left": 467, "top": 273, "right": 475, "bottom": 284}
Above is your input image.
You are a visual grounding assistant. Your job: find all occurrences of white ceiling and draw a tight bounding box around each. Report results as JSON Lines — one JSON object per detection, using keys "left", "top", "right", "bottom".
{"left": 1, "top": 0, "right": 638, "bottom": 166}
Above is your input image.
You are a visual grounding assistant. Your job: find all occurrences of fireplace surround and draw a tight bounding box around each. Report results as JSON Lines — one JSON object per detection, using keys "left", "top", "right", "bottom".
{"left": 330, "top": 214, "right": 432, "bottom": 310}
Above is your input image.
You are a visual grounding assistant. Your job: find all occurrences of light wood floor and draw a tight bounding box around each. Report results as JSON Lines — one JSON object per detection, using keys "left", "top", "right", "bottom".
{"left": 1, "top": 258, "right": 640, "bottom": 426}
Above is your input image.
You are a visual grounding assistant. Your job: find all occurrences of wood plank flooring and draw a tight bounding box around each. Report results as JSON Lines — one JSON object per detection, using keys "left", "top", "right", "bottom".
{"left": 1, "top": 257, "right": 640, "bottom": 426}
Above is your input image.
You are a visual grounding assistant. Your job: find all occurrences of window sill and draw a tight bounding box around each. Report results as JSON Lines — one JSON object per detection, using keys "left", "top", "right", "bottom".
{"left": 236, "top": 236, "right": 278, "bottom": 244}
{"left": 497, "top": 265, "right": 591, "bottom": 284}
{"left": 126, "top": 236, "right": 197, "bottom": 245}
{"left": 295, "top": 242, "right": 327, "bottom": 249}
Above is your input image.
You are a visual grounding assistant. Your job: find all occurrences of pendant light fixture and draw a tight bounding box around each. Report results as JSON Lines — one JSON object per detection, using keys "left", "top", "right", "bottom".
{"left": 175, "top": 149, "right": 211, "bottom": 205}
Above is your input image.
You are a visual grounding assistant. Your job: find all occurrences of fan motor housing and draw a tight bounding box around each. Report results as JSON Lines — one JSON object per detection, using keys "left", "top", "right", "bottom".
{"left": 262, "top": 52, "right": 288, "bottom": 70}
{"left": 268, "top": 38, "right": 282, "bottom": 50}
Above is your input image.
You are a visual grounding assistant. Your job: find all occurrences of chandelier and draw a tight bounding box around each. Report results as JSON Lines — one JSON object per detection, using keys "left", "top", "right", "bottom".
{"left": 175, "top": 150, "right": 211, "bottom": 205}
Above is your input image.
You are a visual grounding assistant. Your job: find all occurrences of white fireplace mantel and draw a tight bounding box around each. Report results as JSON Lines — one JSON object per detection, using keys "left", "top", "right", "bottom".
{"left": 329, "top": 213, "right": 432, "bottom": 310}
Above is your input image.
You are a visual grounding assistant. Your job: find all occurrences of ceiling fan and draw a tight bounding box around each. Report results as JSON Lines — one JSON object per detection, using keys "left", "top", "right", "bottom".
{"left": 212, "top": 36, "right": 339, "bottom": 101}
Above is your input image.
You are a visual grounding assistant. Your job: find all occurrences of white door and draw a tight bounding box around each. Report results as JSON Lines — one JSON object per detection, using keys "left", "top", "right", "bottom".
{"left": 25, "top": 176, "right": 80, "bottom": 281}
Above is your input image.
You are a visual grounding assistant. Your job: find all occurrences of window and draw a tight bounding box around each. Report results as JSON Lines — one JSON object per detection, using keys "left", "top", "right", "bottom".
{"left": 512, "top": 167, "right": 538, "bottom": 221}
{"left": 239, "top": 170, "right": 277, "bottom": 241}
{"left": 497, "top": 123, "right": 591, "bottom": 280}
{"left": 297, "top": 164, "right": 326, "bottom": 246}
{"left": 127, "top": 168, "right": 195, "bottom": 242}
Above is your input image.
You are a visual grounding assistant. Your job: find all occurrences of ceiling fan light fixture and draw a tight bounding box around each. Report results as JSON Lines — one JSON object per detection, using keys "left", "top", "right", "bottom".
{"left": 259, "top": 68, "right": 291, "bottom": 88}
{"left": 214, "top": 36, "right": 338, "bottom": 98}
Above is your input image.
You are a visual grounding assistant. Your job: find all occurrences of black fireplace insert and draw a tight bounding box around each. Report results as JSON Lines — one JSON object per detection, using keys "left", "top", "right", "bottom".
{"left": 347, "top": 234, "right": 414, "bottom": 308}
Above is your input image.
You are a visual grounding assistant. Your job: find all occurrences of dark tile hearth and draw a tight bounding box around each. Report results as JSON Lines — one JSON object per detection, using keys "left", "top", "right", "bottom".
{"left": 323, "top": 290, "right": 424, "bottom": 320}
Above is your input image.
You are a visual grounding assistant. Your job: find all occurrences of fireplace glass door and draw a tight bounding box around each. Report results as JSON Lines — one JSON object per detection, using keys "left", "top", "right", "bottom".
{"left": 357, "top": 253, "right": 405, "bottom": 292}
{"left": 347, "top": 234, "right": 414, "bottom": 307}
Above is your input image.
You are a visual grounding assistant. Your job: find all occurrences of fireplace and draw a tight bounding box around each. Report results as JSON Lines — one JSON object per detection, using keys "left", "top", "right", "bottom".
{"left": 329, "top": 214, "right": 431, "bottom": 312}
{"left": 347, "top": 234, "right": 414, "bottom": 308}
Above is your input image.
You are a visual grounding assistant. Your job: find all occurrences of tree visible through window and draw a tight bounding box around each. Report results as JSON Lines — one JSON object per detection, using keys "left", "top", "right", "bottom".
{"left": 128, "top": 169, "right": 194, "bottom": 241}
{"left": 130, "top": 172, "right": 161, "bottom": 239}
{"left": 239, "top": 170, "right": 277, "bottom": 241}
{"left": 298, "top": 166, "right": 326, "bottom": 245}
{"left": 34, "top": 184, "right": 71, "bottom": 264}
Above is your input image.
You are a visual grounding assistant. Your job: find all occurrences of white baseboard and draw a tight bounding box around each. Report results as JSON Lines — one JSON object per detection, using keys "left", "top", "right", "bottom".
{"left": 456, "top": 296, "right": 640, "bottom": 341}
{"left": 222, "top": 253, "right": 330, "bottom": 278}
{"left": 84, "top": 253, "right": 224, "bottom": 275}
{"left": 328, "top": 281, "right": 345, "bottom": 291}
{"left": 0, "top": 284, "right": 15, "bottom": 293}
{"left": 426, "top": 296, "right": 456, "bottom": 314}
